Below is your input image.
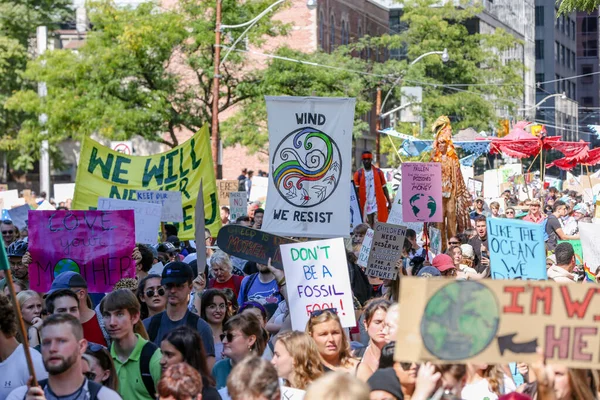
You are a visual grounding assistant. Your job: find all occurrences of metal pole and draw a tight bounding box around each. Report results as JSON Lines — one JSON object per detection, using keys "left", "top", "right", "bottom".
{"left": 211, "top": 1, "right": 222, "bottom": 178}
{"left": 375, "top": 87, "right": 381, "bottom": 166}
{"left": 37, "top": 26, "right": 50, "bottom": 198}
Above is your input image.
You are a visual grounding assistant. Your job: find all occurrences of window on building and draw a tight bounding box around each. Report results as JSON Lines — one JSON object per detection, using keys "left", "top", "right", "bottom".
{"left": 582, "top": 64, "right": 594, "bottom": 83}
{"left": 555, "top": 41, "right": 559, "bottom": 61}
{"left": 330, "top": 15, "right": 335, "bottom": 52}
{"left": 566, "top": 17, "right": 571, "bottom": 37}
{"left": 555, "top": 74, "right": 561, "bottom": 93}
{"left": 535, "top": 6, "right": 544, "bottom": 26}
{"left": 583, "top": 97, "right": 594, "bottom": 106}
{"left": 535, "top": 40, "right": 544, "bottom": 59}
{"left": 341, "top": 21, "right": 346, "bottom": 46}
{"left": 561, "top": 45, "right": 566, "bottom": 65}
{"left": 366, "top": 30, "right": 371, "bottom": 59}
{"left": 358, "top": 25, "right": 364, "bottom": 58}
{"left": 572, "top": 20, "right": 576, "bottom": 37}
{"left": 561, "top": 16, "right": 565, "bottom": 33}
{"left": 318, "top": 11, "right": 325, "bottom": 50}
{"left": 536, "top": 73, "right": 545, "bottom": 92}
{"left": 584, "top": 39, "right": 598, "bottom": 56}
{"left": 572, "top": 82, "right": 576, "bottom": 98}
{"left": 572, "top": 51, "right": 576, "bottom": 70}
{"left": 582, "top": 16, "right": 598, "bottom": 33}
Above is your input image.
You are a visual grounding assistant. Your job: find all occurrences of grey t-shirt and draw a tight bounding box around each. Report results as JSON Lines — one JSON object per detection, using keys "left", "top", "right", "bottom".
{"left": 6, "top": 379, "right": 121, "bottom": 400}
{"left": 143, "top": 311, "right": 215, "bottom": 356}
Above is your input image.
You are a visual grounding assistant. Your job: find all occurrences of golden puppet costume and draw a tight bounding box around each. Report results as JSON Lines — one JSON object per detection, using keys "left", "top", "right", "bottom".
{"left": 431, "top": 116, "right": 472, "bottom": 248}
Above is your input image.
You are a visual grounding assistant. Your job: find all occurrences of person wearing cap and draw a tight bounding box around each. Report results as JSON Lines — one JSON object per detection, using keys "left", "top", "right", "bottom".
{"left": 417, "top": 266, "right": 442, "bottom": 278}
{"left": 157, "top": 242, "right": 179, "bottom": 264}
{"left": 368, "top": 367, "right": 404, "bottom": 400}
{"left": 523, "top": 199, "right": 546, "bottom": 224}
{"left": 469, "top": 197, "right": 488, "bottom": 221}
{"left": 47, "top": 271, "right": 109, "bottom": 347}
{"left": 432, "top": 254, "right": 457, "bottom": 278}
{"left": 143, "top": 262, "right": 216, "bottom": 368}
{"left": 0, "top": 239, "right": 29, "bottom": 293}
{"left": 353, "top": 151, "right": 392, "bottom": 226}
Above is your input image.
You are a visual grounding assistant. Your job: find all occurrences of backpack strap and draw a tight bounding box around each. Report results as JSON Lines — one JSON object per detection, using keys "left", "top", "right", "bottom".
{"left": 140, "top": 341, "right": 159, "bottom": 400}
{"left": 241, "top": 273, "right": 259, "bottom": 304}
{"left": 147, "top": 313, "right": 162, "bottom": 342}
{"left": 185, "top": 310, "right": 200, "bottom": 329}
{"left": 87, "top": 380, "right": 103, "bottom": 399}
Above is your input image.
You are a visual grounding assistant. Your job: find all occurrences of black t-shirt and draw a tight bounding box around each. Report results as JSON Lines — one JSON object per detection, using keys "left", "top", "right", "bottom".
{"left": 545, "top": 214, "right": 562, "bottom": 251}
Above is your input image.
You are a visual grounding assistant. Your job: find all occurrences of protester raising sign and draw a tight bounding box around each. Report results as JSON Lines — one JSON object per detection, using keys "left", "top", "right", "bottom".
{"left": 281, "top": 238, "right": 354, "bottom": 330}
{"left": 28, "top": 210, "right": 136, "bottom": 293}
{"left": 262, "top": 96, "right": 355, "bottom": 238}
{"left": 401, "top": 162, "right": 442, "bottom": 223}
{"left": 579, "top": 222, "right": 600, "bottom": 274}
{"left": 136, "top": 190, "right": 183, "bottom": 222}
{"left": 97, "top": 198, "right": 162, "bottom": 244}
{"left": 72, "top": 125, "right": 221, "bottom": 238}
{"left": 487, "top": 218, "right": 547, "bottom": 280}
{"left": 395, "top": 277, "right": 600, "bottom": 368}
{"left": 228, "top": 192, "right": 247, "bottom": 222}
{"left": 357, "top": 228, "right": 374, "bottom": 268}
{"left": 366, "top": 222, "right": 407, "bottom": 280}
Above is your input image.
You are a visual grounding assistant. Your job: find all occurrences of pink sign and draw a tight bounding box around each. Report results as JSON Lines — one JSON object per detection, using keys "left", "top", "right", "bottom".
{"left": 28, "top": 210, "right": 136, "bottom": 293}
{"left": 401, "top": 162, "right": 443, "bottom": 223}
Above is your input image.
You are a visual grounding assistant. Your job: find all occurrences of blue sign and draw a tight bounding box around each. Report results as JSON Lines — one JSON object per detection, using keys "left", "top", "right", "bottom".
{"left": 487, "top": 218, "right": 547, "bottom": 280}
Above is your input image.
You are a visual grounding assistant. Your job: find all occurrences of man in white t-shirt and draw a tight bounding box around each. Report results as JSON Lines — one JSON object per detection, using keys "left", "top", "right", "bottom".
{"left": 0, "top": 294, "right": 48, "bottom": 400}
{"left": 353, "top": 151, "right": 392, "bottom": 227}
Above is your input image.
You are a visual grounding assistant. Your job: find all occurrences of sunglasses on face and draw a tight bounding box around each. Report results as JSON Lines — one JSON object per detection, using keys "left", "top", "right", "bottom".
{"left": 2, "top": 230, "right": 14, "bottom": 235}
{"left": 88, "top": 343, "right": 107, "bottom": 352}
{"left": 506, "top": 212, "right": 515, "bottom": 215}
{"left": 310, "top": 308, "right": 337, "bottom": 318}
{"left": 219, "top": 332, "right": 240, "bottom": 342}
{"left": 84, "top": 371, "right": 97, "bottom": 381}
{"left": 145, "top": 287, "right": 165, "bottom": 298}
{"left": 448, "top": 241, "right": 460, "bottom": 245}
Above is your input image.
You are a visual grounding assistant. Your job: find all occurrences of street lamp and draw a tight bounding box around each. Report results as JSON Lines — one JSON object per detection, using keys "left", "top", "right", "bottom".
{"left": 211, "top": 0, "right": 315, "bottom": 177}
{"left": 518, "top": 92, "right": 567, "bottom": 112}
{"left": 375, "top": 48, "right": 449, "bottom": 164}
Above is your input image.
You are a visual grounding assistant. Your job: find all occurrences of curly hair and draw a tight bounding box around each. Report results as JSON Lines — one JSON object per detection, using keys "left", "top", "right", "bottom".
{"left": 0, "top": 293, "right": 17, "bottom": 336}
{"left": 158, "top": 363, "right": 203, "bottom": 399}
{"left": 276, "top": 331, "right": 324, "bottom": 390}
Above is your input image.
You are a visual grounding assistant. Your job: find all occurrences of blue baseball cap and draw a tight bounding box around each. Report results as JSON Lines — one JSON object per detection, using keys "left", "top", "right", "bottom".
{"left": 162, "top": 261, "right": 193, "bottom": 285}
{"left": 47, "top": 271, "right": 87, "bottom": 295}
{"left": 417, "top": 266, "right": 441, "bottom": 278}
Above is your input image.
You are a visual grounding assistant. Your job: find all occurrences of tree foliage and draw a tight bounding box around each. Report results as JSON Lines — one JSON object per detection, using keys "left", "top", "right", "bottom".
{"left": 557, "top": 0, "right": 599, "bottom": 14}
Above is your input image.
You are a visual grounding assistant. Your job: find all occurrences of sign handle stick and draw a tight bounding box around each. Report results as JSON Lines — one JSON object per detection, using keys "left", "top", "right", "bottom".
{"left": 422, "top": 222, "right": 429, "bottom": 262}
{"left": 5, "top": 269, "right": 38, "bottom": 386}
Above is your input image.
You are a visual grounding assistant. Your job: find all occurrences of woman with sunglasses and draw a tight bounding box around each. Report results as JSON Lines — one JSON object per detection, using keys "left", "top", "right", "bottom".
{"left": 212, "top": 313, "right": 266, "bottom": 389}
{"left": 305, "top": 309, "right": 358, "bottom": 374}
{"left": 159, "top": 326, "right": 221, "bottom": 400}
{"left": 201, "top": 289, "right": 230, "bottom": 361}
{"left": 356, "top": 299, "right": 391, "bottom": 381}
{"left": 271, "top": 331, "right": 324, "bottom": 390}
{"left": 82, "top": 344, "right": 119, "bottom": 391}
{"left": 16, "top": 290, "right": 43, "bottom": 347}
{"left": 137, "top": 274, "right": 167, "bottom": 320}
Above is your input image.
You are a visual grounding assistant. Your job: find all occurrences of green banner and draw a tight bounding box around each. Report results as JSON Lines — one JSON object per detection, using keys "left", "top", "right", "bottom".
{"left": 558, "top": 239, "right": 583, "bottom": 265}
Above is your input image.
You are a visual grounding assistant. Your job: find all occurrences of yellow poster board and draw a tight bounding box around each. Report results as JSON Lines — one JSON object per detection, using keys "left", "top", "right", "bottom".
{"left": 73, "top": 126, "right": 221, "bottom": 239}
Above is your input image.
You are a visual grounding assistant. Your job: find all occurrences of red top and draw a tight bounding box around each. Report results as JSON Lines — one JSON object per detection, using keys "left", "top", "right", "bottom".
{"left": 82, "top": 314, "right": 107, "bottom": 347}
{"left": 209, "top": 275, "right": 244, "bottom": 297}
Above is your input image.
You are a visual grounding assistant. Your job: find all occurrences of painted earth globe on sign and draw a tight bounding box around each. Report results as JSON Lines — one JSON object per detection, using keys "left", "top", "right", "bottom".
{"left": 420, "top": 281, "right": 500, "bottom": 360}
{"left": 54, "top": 258, "right": 81, "bottom": 278}
{"left": 409, "top": 194, "right": 437, "bottom": 218}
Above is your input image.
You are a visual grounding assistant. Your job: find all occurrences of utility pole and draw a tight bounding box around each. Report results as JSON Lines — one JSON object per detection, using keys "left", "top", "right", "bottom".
{"left": 37, "top": 26, "right": 50, "bottom": 198}
{"left": 211, "top": 0, "right": 223, "bottom": 178}
{"left": 375, "top": 87, "right": 381, "bottom": 166}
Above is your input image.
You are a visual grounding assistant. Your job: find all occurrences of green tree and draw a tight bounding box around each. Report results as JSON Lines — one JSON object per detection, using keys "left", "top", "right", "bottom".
{"left": 557, "top": 0, "right": 598, "bottom": 14}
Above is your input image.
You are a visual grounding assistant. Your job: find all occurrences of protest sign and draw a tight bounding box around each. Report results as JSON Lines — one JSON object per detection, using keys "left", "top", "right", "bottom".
{"left": 558, "top": 239, "right": 584, "bottom": 265}
{"left": 37, "top": 201, "right": 56, "bottom": 211}
{"left": 28, "top": 210, "right": 136, "bottom": 293}
{"left": 72, "top": 125, "right": 221, "bottom": 239}
{"left": 579, "top": 222, "right": 600, "bottom": 274}
{"left": 428, "top": 226, "right": 441, "bottom": 256}
{"left": 217, "top": 180, "right": 239, "bottom": 206}
{"left": 487, "top": 218, "right": 546, "bottom": 280}
{"left": 0, "top": 190, "right": 19, "bottom": 209}
{"left": 53, "top": 183, "right": 76, "bottom": 204}
{"left": 228, "top": 192, "right": 247, "bottom": 221}
{"left": 280, "top": 387, "right": 305, "bottom": 400}
{"left": 395, "top": 277, "right": 600, "bottom": 368}
{"left": 216, "top": 225, "right": 295, "bottom": 269}
{"left": 357, "top": 228, "right": 374, "bottom": 268}
{"left": 401, "top": 163, "right": 442, "bottom": 223}
{"left": 281, "top": 238, "right": 354, "bottom": 330}
{"left": 7, "top": 205, "right": 30, "bottom": 230}
{"left": 97, "top": 198, "right": 162, "bottom": 244}
{"left": 349, "top": 184, "right": 362, "bottom": 231}
{"left": 366, "top": 222, "right": 407, "bottom": 280}
{"left": 195, "top": 184, "right": 207, "bottom": 273}
{"left": 249, "top": 176, "right": 269, "bottom": 204}
{"left": 387, "top": 170, "right": 423, "bottom": 233}
{"left": 262, "top": 96, "right": 355, "bottom": 238}
{"left": 137, "top": 190, "right": 183, "bottom": 222}
{"left": 467, "top": 178, "right": 483, "bottom": 197}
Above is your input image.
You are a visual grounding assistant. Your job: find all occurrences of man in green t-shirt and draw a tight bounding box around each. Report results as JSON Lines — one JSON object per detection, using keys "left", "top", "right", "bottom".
{"left": 101, "top": 289, "right": 161, "bottom": 400}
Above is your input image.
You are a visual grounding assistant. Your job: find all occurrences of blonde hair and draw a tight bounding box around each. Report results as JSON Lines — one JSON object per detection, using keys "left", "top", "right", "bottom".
{"left": 304, "top": 372, "right": 370, "bottom": 400}
{"left": 305, "top": 310, "right": 353, "bottom": 368}
{"left": 276, "top": 331, "right": 324, "bottom": 390}
{"left": 16, "top": 290, "right": 41, "bottom": 311}
{"left": 227, "top": 356, "right": 280, "bottom": 400}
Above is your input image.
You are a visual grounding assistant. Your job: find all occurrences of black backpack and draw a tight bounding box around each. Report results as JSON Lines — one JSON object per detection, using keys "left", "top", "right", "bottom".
{"left": 33, "top": 378, "right": 102, "bottom": 400}
{"left": 347, "top": 260, "right": 372, "bottom": 306}
{"left": 146, "top": 312, "right": 200, "bottom": 343}
{"left": 139, "top": 341, "right": 159, "bottom": 400}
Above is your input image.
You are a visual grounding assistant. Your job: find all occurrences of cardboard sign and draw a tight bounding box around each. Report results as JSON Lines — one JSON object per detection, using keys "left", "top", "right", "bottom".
{"left": 366, "top": 222, "right": 407, "bottom": 280}
{"left": 357, "top": 228, "right": 374, "bottom": 268}
{"left": 281, "top": 387, "right": 305, "bottom": 400}
{"left": 401, "top": 163, "right": 442, "bottom": 223}
{"left": 217, "top": 180, "right": 240, "bottom": 206}
{"left": 216, "top": 224, "right": 295, "bottom": 269}
{"left": 386, "top": 170, "right": 423, "bottom": 233}
{"left": 487, "top": 218, "right": 547, "bottom": 280}
{"left": 281, "top": 238, "right": 354, "bottom": 330}
{"left": 136, "top": 190, "right": 183, "bottom": 222}
{"left": 395, "top": 277, "right": 600, "bottom": 368}
{"left": 28, "top": 210, "right": 136, "bottom": 293}
{"left": 349, "top": 184, "right": 362, "bottom": 231}
{"left": 558, "top": 240, "right": 584, "bottom": 265}
{"left": 0, "top": 190, "right": 19, "bottom": 209}
{"left": 579, "top": 222, "right": 600, "bottom": 274}
{"left": 7, "top": 205, "right": 30, "bottom": 230}
{"left": 228, "top": 192, "right": 247, "bottom": 221}
{"left": 97, "top": 198, "right": 162, "bottom": 244}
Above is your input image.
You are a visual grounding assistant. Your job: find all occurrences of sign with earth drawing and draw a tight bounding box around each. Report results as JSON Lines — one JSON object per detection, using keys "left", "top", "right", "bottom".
{"left": 395, "top": 277, "right": 600, "bottom": 369}
{"left": 262, "top": 96, "right": 355, "bottom": 238}
{"left": 401, "top": 162, "right": 442, "bottom": 223}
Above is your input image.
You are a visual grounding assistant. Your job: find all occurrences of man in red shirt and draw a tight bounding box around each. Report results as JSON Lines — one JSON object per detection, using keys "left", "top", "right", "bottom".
{"left": 522, "top": 199, "right": 546, "bottom": 224}
{"left": 46, "top": 272, "right": 109, "bottom": 347}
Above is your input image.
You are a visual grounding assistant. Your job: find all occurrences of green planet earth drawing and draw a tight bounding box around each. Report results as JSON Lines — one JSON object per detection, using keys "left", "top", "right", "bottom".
{"left": 54, "top": 258, "right": 81, "bottom": 278}
{"left": 409, "top": 194, "right": 437, "bottom": 218}
{"left": 420, "top": 281, "right": 500, "bottom": 360}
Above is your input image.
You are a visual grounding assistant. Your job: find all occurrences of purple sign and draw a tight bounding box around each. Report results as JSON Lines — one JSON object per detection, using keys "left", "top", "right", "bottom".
{"left": 401, "top": 162, "right": 442, "bottom": 223}
{"left": 28, "top": 210, "right": 136, "bottom": 293}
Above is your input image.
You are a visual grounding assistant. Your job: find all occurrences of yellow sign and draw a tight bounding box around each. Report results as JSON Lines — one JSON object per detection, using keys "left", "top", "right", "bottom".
{"left": 73, "top": 126, "right": 221, "bottom": 239}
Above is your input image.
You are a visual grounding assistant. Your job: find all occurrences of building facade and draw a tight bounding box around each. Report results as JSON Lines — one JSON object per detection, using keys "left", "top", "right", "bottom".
{"left": 576, "top": 10, "right": 600, "bottom": 145}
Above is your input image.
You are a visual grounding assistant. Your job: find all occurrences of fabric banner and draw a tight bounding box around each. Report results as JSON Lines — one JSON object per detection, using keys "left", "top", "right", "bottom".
{"left": 401, "top": 163, "right": 442, "bottom": 223}
{"left": 366, "top": 222, "right": 407, "bottom": 280}
{"left": 487, "top": 218, "right": 547, "bottom": 280}
{"left": 349, "top": 184, "right": 362, "bottom": 232}
{"left": 262, "top": 96, "right": 355, "bottom": 238}
{"left": 395, "top": 277, "right": 600, "bottom": 369}
{"left": 28, "top": 210, "right": 136, "bottom": 293}
{"left": 579, "top": 222, "right": 600, "bottom": 274}
{"left": 280, "top": 238, "right": 354, "bottom": 330}
{"left": 72, "top": 125, "right": 220, "bottom": 239}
